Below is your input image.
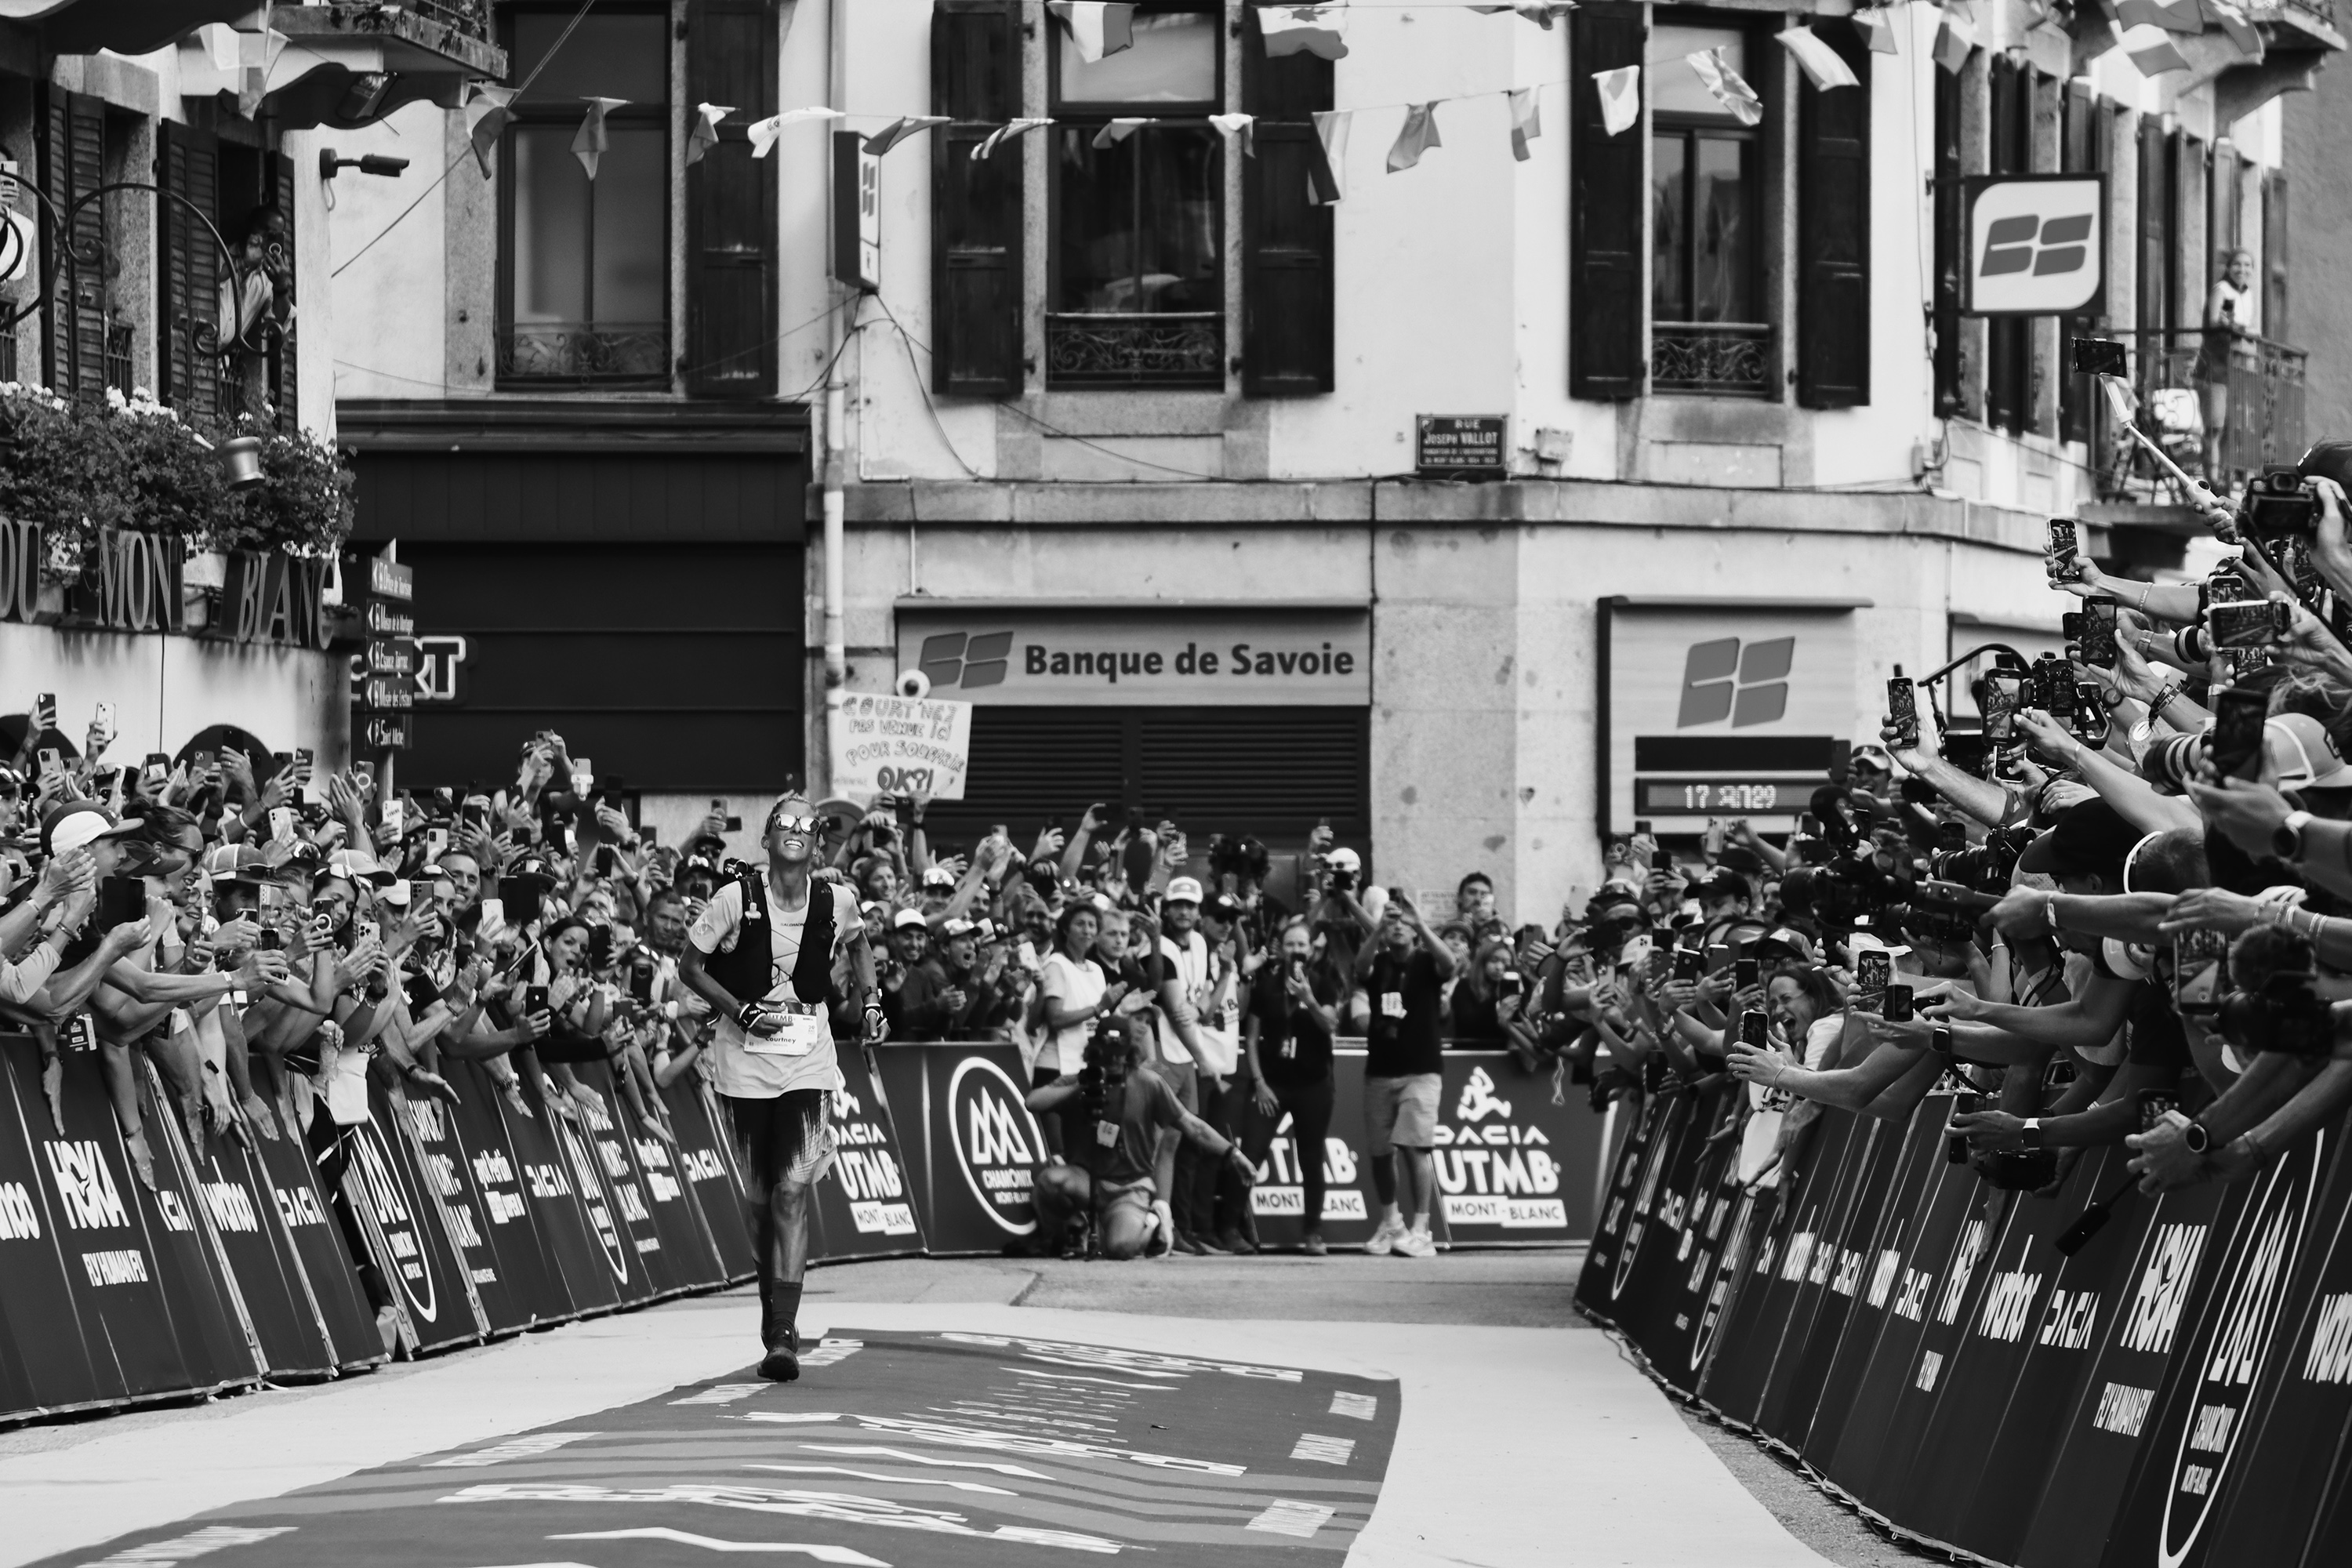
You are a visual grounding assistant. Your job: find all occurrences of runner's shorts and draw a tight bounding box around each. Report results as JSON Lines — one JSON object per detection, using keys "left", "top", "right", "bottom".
{"left": 721, "top": 1088, "right": 833, "bottom": 1186}
{"left": 1363, "top": 1073, "right": 1442, "bottom": 1155}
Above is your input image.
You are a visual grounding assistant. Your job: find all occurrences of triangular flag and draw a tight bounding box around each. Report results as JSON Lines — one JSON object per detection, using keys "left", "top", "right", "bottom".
{"left": 2116, "top": 0, "right": 2204, "bottom": 30}
{"left": 1468, "top": 2, "right": 1573, "bottom": 26}
{"left": 974, "top": 118, "right": 1054, "bottom": 160}
{"left": 864, "top": 116, "right": 953, "bottom": 155}
{"left": 1209, "top": 112, "right": 1257, "bottom": 158}
{"left": 1047, "top": 2, "right": 1137, "bottom": 63}
{"left": 572, "top": 96, "right": 627, "bottom": 180}
{"left": 465, "top": 84, "right": 517, "bottom": 179}
{"left": 1777, "top": 26, "right": 1860, "bottom": 90}
{"left": 1853, "top": 9, "right": 1901, "bottom": 54}
{"left": 2116, "top": 20, "right": 2191, "bottom": 73}
{"left": 1309, "top": 109, "right": 1351, "bottom": 204}
{"left": 1934, "top": 5, "right": 1977, "bottom": 73}
{"left": 686, "top": 102, "right": 733, "bottom": 165}
{"left": 1508, "top": 89, "right": 1541, "bottom": 162}
{"left": 1092, "top": 117, "right": 1152, "bottom": 149}
{"left": 1594, "top": 65, "right": 1640, "bottom": 137}
{"left": 1261, "top": 5, "right": 1350, "bottom": 60}
{"left": 200, "top": 20, "right": 238, "bottom": 70}
{"left": 2201, "top": 0, "right": 2263, "bottom": 57}
{"left": 1686, "top": 49, "right": 1763, "bottom": 127}
{"left": 748, "top": 106, "right": 844, "bottom": 158}
{"left": 1386, "top": 102, "right": 1443, "bottom": 172}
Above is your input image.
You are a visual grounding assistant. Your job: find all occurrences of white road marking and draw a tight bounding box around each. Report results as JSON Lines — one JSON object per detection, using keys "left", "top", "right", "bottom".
{"left": 428, "top": 1433, "right": 602, "bottom": 1468}
{"left": 1246, "top": 1500, "right": 1335, "bottom": 1537}
{"left": 1290, "top": 1433, "right": 1355, "bottom": 1465}
{"left": 1329, "top": 1390, "right": 1377, "bottom": 1421}
{"left": 552, "top": 1528, "right": 889, "bottom": 1563}
{"left": 744, "top": 1464, "right": 1013, "bottom": 1494}
{"left": 795, "top": 1446, "right": 1051, "bottom": 1479}
{"left": 674, "top": 1385, "right": 767, "bottom": 1406}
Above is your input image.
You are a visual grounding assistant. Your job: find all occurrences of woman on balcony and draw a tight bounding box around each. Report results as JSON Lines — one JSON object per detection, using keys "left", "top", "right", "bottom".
{"left": 2202, "top": 248, "right": 2258, "bottom": 480}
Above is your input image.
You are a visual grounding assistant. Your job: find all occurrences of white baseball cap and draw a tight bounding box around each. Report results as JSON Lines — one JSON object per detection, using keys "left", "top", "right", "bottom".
{"left": 42, "top": 803, "right": 138, "bottom": 857}
{"left": 892, "top": 908, "right": 929, "bottom": 931}
{"left": 1163, "top": 876, "right": 1203, "bottom": 904}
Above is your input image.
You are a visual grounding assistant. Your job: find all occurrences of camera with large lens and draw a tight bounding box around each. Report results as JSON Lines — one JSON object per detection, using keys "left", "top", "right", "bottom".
{"left": 1777, "top": 788, "right": 1912, "bottom": 931}
{"left": 1079, "top": 1018, "right": 1133, "bottom": 1124}
{"left": 2219, "top": 972, "right": 2335, "bottom": 1057}
{"left": 2241, "top": 465, "right": 2319, "bottom": 543}
{"left": 1928, "top": 826, "right": 2031, "bottom": 897}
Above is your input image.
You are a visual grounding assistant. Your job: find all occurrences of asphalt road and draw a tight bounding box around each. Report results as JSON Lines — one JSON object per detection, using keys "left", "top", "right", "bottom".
{"left": 1, "top": 1247, "right": 1939, "bottom": 1567}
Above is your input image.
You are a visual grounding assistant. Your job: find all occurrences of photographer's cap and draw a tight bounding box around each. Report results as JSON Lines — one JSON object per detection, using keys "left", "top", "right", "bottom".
{"left": 921, "top": 865, "right": 957, "bottom": 890}
{"left": 42, "top": 802, "right": 138, "bottom": 856}
{"left": 1693, "top": 868, "right": 1751, "bottom": 905}
{"left": 327, "top": 848, "right": 397, "bottom": 887}
{"left": 1163, "top": 876, "right": 1203, "bottom": 905}
{"left": 891, "top": 908, "right": 928, "bottom": 931}
{"left": 2264, "top": 713, "right": 2352, "bottom": 789}
{"left": 201, "top": 842, "right": 274, "bottom": 884}
{"left": 2017, "top": 798, "right": 2141, "bottom": 884}
{"left": 1754, "top": 927, "right": 1817, "bottom": 964}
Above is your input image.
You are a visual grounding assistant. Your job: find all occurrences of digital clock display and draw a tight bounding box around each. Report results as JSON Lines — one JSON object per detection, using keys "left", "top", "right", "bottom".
{"left": 1636, "top": 777, "right": 1823, "bottom": 815}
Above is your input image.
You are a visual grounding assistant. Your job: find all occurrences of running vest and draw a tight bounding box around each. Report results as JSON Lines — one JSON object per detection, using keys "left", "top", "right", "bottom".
{"left": 703, "top": 867, "right": 837, "bottom": 1008}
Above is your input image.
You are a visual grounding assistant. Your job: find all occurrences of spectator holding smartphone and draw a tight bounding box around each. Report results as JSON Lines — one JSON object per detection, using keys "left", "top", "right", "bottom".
{"left": 1240, "top": 916, "right": 1342, "bottom": 1254}
{"left": 1355, "top": 887, "right": 1454, "bottom": 1257}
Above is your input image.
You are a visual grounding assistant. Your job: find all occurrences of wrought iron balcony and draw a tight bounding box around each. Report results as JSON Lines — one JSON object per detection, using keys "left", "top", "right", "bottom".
{"left": 1650, "top": 321, "right": 1773, "bottom": 397}
{"left": 262, "top": 3, "right": 508, "bottom": 129}
{"left": 1046, "top": 312, "right": 1224, "bottom": 388}
{"left": 497, "top": 321, "right": 670, "bottom": 385}
{"left": 2098, "top": 327, "right": 2307, "bottom": 503}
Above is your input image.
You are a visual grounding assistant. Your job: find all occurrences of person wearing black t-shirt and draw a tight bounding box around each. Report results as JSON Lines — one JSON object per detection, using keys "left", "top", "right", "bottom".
{"left": 1240, "top": 917, "right": 1342, "bottom": 1254}
{"left": 1354, "top": 890, "right": 1455, "bottom": 1258}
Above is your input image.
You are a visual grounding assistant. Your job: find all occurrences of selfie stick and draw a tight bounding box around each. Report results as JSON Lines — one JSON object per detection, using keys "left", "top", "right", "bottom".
{"left": 2099, "top": 375, "right": 2229, "bottom": 516}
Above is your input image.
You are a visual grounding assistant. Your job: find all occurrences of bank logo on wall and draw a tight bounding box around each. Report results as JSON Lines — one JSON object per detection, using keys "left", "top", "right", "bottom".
{"left": 1678, "top": 637, "right": 1794, "bottom": 728}
{"left": 1965, "top": 174, "right": 2105, "bottom": 315}
{"left": 947, "top": 1057, "right": 1040, "bottom": 1236}
{"left": 919, "top": 630, "right": 1014, "bottom": 691}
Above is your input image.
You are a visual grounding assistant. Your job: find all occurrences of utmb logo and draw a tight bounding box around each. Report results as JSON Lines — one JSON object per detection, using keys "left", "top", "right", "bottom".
{"left": 1677, "top": 637, "right": 1791, "bottom": 728}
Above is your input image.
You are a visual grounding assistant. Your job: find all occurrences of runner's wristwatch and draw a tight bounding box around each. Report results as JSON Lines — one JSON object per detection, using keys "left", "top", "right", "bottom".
{"left": 2183, "top": 1120, "right": 2212, "bottom": 1156}
{"left": 2020, "top": 1117, "right": 2043, "bottom": 1150}
{"left": 736, "top": 1000, "right": 769, "bottom": 1029}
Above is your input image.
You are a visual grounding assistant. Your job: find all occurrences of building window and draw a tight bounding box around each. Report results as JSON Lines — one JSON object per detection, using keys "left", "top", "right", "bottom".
{"left": 1649, "top": 23, "right": 1769, "bottom": 397}
{"left": 1047, "top": 5, "right": 1224, "bottom": 387}
{"left": 496, "top": 4, "right": 669, "bottom": 385}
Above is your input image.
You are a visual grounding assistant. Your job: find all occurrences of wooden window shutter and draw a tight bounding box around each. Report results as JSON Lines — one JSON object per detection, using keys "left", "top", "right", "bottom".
{"left": 273, "top": 149, "right": 298, "bottom": 430}
{"left": 931, "top": 0, "right": 1023, "bottom": 397}
{"left": 1796, "top": 25, "right": 1870, "bottom": 409}
{"left": 686, "top": 0, "right": 779, "bottom": 398}
{"left": 157, "top": 121, "right": 223, "bottom": 422}
{"left": 1570, "top": 5, "right": 1646, "bottom": 400}
{"left": 1240, "top": 2, "right": 1334, "bottom": 397}
{"left": 41, "top": 87, "right": 107, "bottom": 404}
{"left": 1932, "top": 66, "right": 1964, "bottom": 416}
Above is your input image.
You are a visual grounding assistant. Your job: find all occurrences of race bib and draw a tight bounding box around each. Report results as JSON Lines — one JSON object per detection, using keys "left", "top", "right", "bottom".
{"left": 1096, "top": 1120, "right": 1120, "bottom": 1148}
{"left": 744, "top": 1001, "right": 828, "bottom": 1057}
{"left": 1379, "top": 991, "right": 1406, "bottom": 1020}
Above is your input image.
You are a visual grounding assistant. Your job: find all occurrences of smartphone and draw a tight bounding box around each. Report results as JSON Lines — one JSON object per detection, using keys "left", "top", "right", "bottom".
{"left": 1946, "top": 1091, "right": 1986, "bottom": 1163}
{"left": 1499, "top": 971, "right": 1524, "bottom": 1000}
{"left": 292, "top": 746, "right": 314, "bottom": 779}
{"left": 1651, "top": 847, "right": 1675, "bottom": 872}
{"left": 1982, "top": 670, "right": 2026, "bottom": 742}
{"left": 96, "top": 874, "right": 146, "bottom": 932}
{"left": 477, "top": 896, "right": 506, "bottom": 932}
{"left": 2207, "top": 597, "right": 2291, "bottom": 649}
{"left": 256, "top": 925, "right": 283, "bottom": 952}
{"left": 1672, "top": 947, "right": 1704, "bottom": 983}
{"left": 143, "top": 751, "right": 170, "bottom": 782}
{"left": 34, "top": 691, "right": 56, "bottom": 729}
{"left": 403, "top": 973, "right": 440, "bottom": 1014}
{"left": 1634, "top": 818, "right": 1653, "bottom": 835}
{"left": 1734, "top": 956, "right": 1760, "bottom": 991}
{"left": 524, "top": 984, "right": 550, "bottom": 1015}
{"left": 353, "top": 759, "right": 374, "bottom": 790}
{"left": 37, "top": 746, "right": 62, "bottom": 778}
{"left": 594, "top": 843, "right": 619, "bottom": 877}
{"left": 640, "top": 825, "right": 659, "bottom": 845}
{"left": 2172, "top": 928, "right": 2229, "bottom": 1015}
{"left": 2072, "top": 336, "right": 2129, "bottom": 376}
{"left": 1882, "top": 984, "right": 1915, "bottom": 1023}
{"left": 2080, "top": 600, "right": 2121, "bottom": 667}
{"left": 1886, "top": 677, "right": 1919, "bottom": 749}
{"left": 425, "top": 826, "right": 450, "bottom": 862}
{"left": 588, "top": 925, "right": 614, "bottom": 970}
{"left": 1855, "top": 949, "right": 1891, "bottom": 1014}
{"left": 268, "top": 805, "right": 297, "bottom": 847}
{"left": 2210, "top": 688, "right": 2269, "bottom": 781}
{"left": 1017, "top": 938, "right": 1040, "bottom": 971}
{"left": 354, "top": 916, "right": 380, "bottom": 948}
{"left": 1737, "top": 1010, "right": 1769, "bottom": 1049}
{"left": 408, "top": 877, "right": 436, "bottom": 910}
{"left": 2048, "top": 518, "right": 2083, "bottom": 582}
{"left": 496, "top": 877, "right": 543, "bottom": 927}
{"left": 2136, "top": 1087, "right": 2181, "bottom": 1132}
{"left": 379, "top": 797, "right": 405, "bottom": 842}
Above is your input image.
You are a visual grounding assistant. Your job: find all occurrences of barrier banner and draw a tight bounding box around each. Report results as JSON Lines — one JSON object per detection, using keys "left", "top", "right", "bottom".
{"left": 567, "top": 1062, "right": 686, "bottom": 1298}
{"left": 804, "top": 1045, "right": 924, "bottom": 1263}
{"left": 2010, "top": 1170, "right": 2245, "bottom": 1567}
{"left": 492, "top": 1066, "right": 627, "bottom": 1318}
{"left": 2195, "top": 1127, "right": 2352, "bottom": 1566}
{"left": 348, "top": 1083, "right": 487, "bottom": 1355}
{"left": 437, "top": 1060, "right": 576, "bottom": 1330}
{"left": 240, "top": 1091, "right": 387, "bottom": 1370}
{"left": 659, "top": 1074, "right": 757, "bottom": 1280}
{"left": 1428, "top": 1052, "right": 1602, "bottom": 1243}
{"left": 1576, "top": 1089, "right": 1666, "bottom": 1324}
{"left": 623, "top": 1093, "right": 731, "bottom": 1292}
{"left": 129, "top": 1072, "right": 267, "bottom": 1394}
{"left": 2093, "top": 1123, "right": 2340, "bottom": 1568}
{"left": 542, "top": 1071, "right": 663, "bottom": 1310}
{"left": 1616, "top": 1082, "right": 1737, "bottom": 1377}
{"left": 1245, "top": 1054, "right": 1382, "bottom": 1250}
{"left": 387, "top": 1084, "right": 535, "bottom": 1336}
{"left": 1754, "top": 1113, "right": 1896, "bottom": 1450}
{"left": 182, "top": 1103, "right": 336, "bottom": 1380}
{"left": 877, "top": 1042, "right": 1047, "bottom": 1255}
{"left": 0, "top": 1031, "right": 134, "bottom": 1417}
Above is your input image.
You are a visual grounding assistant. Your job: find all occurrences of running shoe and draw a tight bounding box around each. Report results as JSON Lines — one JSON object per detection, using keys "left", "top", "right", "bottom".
{"left": 1364, "top": 1218, "right": 1403, "bottom": 1256}
{"left": 1396, "top": 1228, "right": 1438, "bottom": 1259}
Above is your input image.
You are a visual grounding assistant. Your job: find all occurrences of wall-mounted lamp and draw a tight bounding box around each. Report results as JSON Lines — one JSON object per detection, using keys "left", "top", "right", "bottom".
{"left": 318, "top": 149, "right": 410, "bottom": 181}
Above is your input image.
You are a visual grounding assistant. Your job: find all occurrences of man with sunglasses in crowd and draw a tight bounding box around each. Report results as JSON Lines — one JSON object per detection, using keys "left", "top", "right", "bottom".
{"left": 680, "top": 794, "right": 880, "bottom": 1383}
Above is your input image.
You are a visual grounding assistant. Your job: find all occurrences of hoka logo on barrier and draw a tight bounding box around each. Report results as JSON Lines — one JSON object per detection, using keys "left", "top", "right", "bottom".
{"left": 0, "top": 1179, "right": 40, "bottom": 1240}
{"left": 45, "top": 1140, "right": 126, "bottom": 1229}
{"left": 2120, "top": 1223, "right": 2209, "bottom": 1355}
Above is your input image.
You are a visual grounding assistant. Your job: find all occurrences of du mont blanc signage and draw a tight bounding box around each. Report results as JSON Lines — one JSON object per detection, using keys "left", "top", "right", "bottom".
{"left": 895, "top": 604, "right": 1370, "bottom": 708}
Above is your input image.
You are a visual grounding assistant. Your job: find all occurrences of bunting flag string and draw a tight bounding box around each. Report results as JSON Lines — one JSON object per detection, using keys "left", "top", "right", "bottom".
{"left": 974, "top": 117, "right": 1054, "bottom": 159}
{"left": 2115, "top": 17, "right": 2193, "bottom": 71}
{"left": 686, "top": 102, "right": 734, "bottom": 165}
{"left": 1777, "top": 25, "right": 1860, "bottom": 91}
{"left": 1854, "top": 6, "right": 1902, "bottom": 54}
{"left": 1595, "top": 66, "right": 1641, "bottom": 138}
{"left": 1047, "top": 1, "right": 1136, "bottom": 63}
{"left": 1385, "top": 100, "right": 1443, "bottom": 172}
{"left": 2117, "top": 0, "right": 2204, "bottom": 30}
{"left": 1507, "top": 87, "right": 1540, "bottom": 162}
{"left": 572, "top": 96, "right": 627, "bottom": 180}
{"left": 748, "top": 105, "right": 844, "bottom": 159}
{"left": 1466, "top": 2, "right": 1575, "bottom": 27}
{"left": 1091, "top": 117, "right": 1152, "bottom": 148}
{"left": 1311, "top": 109, "right": 1352, "bottom": 204}
{"left": 1934, "top": 3, "right": 1978, "bottom": 72}
{"left": 1262, "top": 5, "right": 1351, "bottom": 59}
{"left": 1208, "top": 112, "right": 1258, "bottom": 158}
{"left": 863, "top": 115, "right": 952, "bottom": 155}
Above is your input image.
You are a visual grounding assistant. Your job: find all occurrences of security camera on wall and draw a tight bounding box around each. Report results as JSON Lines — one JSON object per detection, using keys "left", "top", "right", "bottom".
{"left": 895, "top": 669, "right": 931, "bottom": 700}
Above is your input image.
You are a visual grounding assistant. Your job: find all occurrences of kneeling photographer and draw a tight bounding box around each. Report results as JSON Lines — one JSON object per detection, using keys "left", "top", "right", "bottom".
{"left": 1027, "top": 1014, "right": 1257, "bottom": 1260}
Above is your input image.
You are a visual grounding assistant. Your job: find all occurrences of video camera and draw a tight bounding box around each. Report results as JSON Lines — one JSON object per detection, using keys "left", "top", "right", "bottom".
{"left": 1078, "top": 1018, "right": 1136, "bottom": 1127}
{"left": 1775, "top": 786, "right": 1914, "bottom": 931}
